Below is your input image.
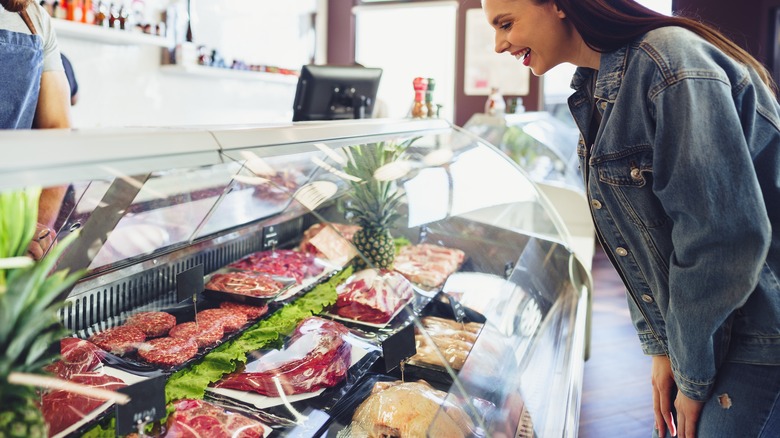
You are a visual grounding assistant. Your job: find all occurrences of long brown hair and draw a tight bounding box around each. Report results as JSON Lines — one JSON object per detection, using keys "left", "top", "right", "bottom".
{"left": 545, "top": 0, "right": 777, "bottom": 95}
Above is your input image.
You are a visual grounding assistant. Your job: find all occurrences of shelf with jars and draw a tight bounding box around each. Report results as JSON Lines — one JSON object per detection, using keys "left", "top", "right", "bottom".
{"left": 159, "top": 64, "right": 299, "bottom": 84}
{"left": 52, "top": 17, "right": 170, "bottom": 47}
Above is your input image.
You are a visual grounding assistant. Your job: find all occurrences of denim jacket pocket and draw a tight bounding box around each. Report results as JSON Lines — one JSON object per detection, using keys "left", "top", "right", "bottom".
{"left": 592, "top": 146, "right": 671, "bottom": 229}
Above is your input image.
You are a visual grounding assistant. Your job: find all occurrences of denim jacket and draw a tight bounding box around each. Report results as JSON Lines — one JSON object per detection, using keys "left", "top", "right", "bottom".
{"left": 569, "top": 26, "right": 780, "bottom": 401}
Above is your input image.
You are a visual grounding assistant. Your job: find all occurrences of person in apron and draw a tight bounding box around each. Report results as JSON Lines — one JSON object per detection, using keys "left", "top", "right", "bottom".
{"left": 1, "top": 0, "right": 72, "bottom": 258}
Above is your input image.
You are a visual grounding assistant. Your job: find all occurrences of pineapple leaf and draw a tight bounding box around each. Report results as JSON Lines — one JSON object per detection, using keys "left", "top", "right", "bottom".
{"left": 24, "top": 329, "right": 65, "bottom": 368}
{"left": 0, "top": 231, "right": 80, "bottom": 350}
{"left": 5, "top": 312, "right": 61, "bottom": 368}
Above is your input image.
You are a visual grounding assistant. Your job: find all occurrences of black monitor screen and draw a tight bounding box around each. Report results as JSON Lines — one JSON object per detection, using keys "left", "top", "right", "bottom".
{"left": 292, "top": 65, "right": 382, "bottom": 122}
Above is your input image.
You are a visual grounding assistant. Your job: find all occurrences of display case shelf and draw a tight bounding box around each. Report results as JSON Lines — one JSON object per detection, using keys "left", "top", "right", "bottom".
{"left": 53, "top": 18, "right": 170, "bottom": 47}
{"left": 160, "top": 64, "right": 299, "bottom": 84}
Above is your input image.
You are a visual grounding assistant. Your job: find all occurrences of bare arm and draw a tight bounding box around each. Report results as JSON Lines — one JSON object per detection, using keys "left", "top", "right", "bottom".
{"left": 32, "top": 70, "right": 72, "bottom": 129}
{"left": 27, "top": 70, "right": 72, "bottom": 259}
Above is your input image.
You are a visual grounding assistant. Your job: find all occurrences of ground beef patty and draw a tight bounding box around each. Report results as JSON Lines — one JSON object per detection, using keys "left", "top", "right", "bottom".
{"left": 124, "top": 311, "right": 177, "bottom": 337}
{"left": 137, "top": 337, "right": 198, "bottom": 367}
{"left": 88, "top": 326, "right": 146, "bottom": 356}
{"left": 196, "top": 309, "right": 248, "bottom": 333}
{"left": 169, "top": 321, "right": 224, "bottom": 348}
{"left": 219, "top": 301, "right": 269, "bottom": 320}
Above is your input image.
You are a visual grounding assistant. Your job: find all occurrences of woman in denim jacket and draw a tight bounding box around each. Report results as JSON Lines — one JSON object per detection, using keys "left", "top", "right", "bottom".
{"left": 483, "top": 0, "right": 780, "bottom": 436}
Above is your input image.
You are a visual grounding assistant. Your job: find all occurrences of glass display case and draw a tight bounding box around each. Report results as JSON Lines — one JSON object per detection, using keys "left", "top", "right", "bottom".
{"left": 464, "top": 112, "right": 594, "bottom": 271}
{"left": 0, "top": 118, "right": 591, "bottom": 437}
{"left": 463, "top": 112, "right": 582, "bottom": 191}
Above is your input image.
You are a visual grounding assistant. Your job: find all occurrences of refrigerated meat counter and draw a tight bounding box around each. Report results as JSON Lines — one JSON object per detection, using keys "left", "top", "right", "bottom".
{"left": 0, "top": 118, "right": 592, "bottom": 437}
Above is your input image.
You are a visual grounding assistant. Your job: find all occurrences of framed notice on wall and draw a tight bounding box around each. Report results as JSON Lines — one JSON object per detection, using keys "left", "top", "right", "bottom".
{"left": 463, "top": 8, "right": 530, "bottom": 96}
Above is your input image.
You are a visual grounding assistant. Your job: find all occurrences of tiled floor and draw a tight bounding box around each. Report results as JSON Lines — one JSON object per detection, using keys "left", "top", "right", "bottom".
{"left": 578, "top": 244, "right": 655, "bottom": 437}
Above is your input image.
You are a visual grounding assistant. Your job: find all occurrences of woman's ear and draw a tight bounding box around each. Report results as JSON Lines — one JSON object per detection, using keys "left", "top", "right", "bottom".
{"left": 553, "top": 2, "right": 567, "bottom": 19}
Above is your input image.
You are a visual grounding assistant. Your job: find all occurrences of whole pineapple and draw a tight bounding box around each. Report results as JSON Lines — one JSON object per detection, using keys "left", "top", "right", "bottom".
{"left": 0, "top": 189, "right": 83, "bottom": 437}
{"left": 343, "top": 139, "right": 416, "bottom": 270}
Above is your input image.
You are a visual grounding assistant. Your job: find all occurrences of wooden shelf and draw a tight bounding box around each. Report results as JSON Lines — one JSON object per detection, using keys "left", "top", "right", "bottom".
{"left": 160, "top": 64, "right": 299, "bottom": 84}
{"left": 53, "top": 19, "right": 170, "bottom": 47}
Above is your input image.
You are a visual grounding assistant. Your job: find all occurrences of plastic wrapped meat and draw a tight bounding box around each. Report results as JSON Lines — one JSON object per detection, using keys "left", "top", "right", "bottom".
{"left": 165, "top": 398, "right": 268, "bottom": 438}
{"left": 45, "top": 338, "right": 105, "bottom": 379}
{"left": 412, "top": 335, "right": 473, "bottom": 370}
{"left": 214, "top": 317, "right": 351, "bottom": 397}
{"left": 409, "top": 316, "right": 483, "bottom": 370}
{"left": 393, "top": 244, "right": 465, "bottom": 289}
{"left": 299, "top": 223, "right": 361, "bottom": 261}
{"left": 229, "top": 249, "right": 324, "bottom": 284}
{"left": 41, "top": 372, "right": 126, "bottom": 437}
{"left": 334, "top": 269, "right": 414, "bottom": 324}
{"left": 348, "top": 380, "right": 474, "bottom": 438}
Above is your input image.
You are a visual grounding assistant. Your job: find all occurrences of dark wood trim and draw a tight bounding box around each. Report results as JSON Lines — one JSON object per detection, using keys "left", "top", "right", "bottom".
{"left": 327, "top": 0, "right": 358, "bottom": 65}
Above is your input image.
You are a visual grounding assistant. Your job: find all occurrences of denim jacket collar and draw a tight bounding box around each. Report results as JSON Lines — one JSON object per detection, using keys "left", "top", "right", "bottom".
{"left": 571, "top": 44, "right": 629, "bottom": 103}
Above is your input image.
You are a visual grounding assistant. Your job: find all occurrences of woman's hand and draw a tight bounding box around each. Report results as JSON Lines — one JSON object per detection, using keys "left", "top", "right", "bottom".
{"left": 26, "top": 223, "right": 55, "bottom": 261}
{"left": 652, "top": 355, "right": 677, "bottom": 436}
{"left": 675, "top": 390, "right": 704, "bottom": 438}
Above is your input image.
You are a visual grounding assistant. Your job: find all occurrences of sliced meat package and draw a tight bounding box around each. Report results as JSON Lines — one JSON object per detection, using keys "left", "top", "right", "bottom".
{"left": 205, "top": 271, "right": 285, "bottom": 299}
{"left": 409, "top": 316, "right": 484, "bottom": 370}
{"left": 346, "top": 380, "right": 475, "bottom": 438}
{"left": 45, "top": 338, "right": 105, "bottom": 379}
{"left": 299, "top": 223, "right": 361, "bottom": 262}
{"left": 334, "top": 269, "right": 414, "bottom": 324}
{"left": 40, "top": 372, "right": 126, "bottom": 437}
{"left": 229, "top": 249, "right": 324, "bottom": 284}
{"left": 393, "top": 243, "right": 465, "bottom": 289}
{"left": 214, "top": 317, "right": 352, "bottom": 397}
{"left": 165, "top": 398, "right": 269, "bottom": 438}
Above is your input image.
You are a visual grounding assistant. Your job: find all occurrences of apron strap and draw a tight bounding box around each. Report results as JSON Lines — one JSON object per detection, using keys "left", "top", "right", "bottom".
{"left": 18, "top": 9, "right": 37, "bottom": 35}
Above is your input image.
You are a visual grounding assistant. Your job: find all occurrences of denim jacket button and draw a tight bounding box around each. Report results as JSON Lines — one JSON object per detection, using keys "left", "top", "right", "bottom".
{"left": 600, "top": 101, "right": 608, "bottom": 110}
{"left": 591, "top": 199, "right": 602, "bottom": 209}
{"left": 630, "top": 168, "right": 642, "bottom": 180}
{"left": 641, "top": 294, "right": 654, "bottom": 303}
{"left": 615, "top": 247, "right": 628, "bottom": 256}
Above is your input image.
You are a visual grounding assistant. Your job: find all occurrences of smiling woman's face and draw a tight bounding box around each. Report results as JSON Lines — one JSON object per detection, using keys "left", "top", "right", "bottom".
{"left": 482, "top": 0, "right": 580, "bottom": 76}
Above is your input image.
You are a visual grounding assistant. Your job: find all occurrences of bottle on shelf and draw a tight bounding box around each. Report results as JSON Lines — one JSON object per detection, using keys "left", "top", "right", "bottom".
{"left": 81, "top": 0, "right": 93, "bottom": 24}
{"left": 55, "top": 0, "right": 67, "bottom": 20}
{"left": 94, "top": 0, "right": 106, "bottom": 26}
{"left": 411, "top": 77, "right": 428, "bottom": 119}
{"left": 425, "top": 77, "right": 437, "bottom": 118}
{"left": 484, "top": 87, "right": 506, "bottom": 116}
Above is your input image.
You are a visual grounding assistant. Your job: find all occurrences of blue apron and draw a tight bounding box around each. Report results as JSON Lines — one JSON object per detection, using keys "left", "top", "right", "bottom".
{"left": 0, "top": 11, "right": 43, "bottom": 129}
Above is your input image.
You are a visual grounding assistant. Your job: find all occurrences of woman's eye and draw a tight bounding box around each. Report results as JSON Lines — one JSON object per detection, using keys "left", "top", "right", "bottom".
{"left": 500, "top": 21, "right": 512, "bottom": 31}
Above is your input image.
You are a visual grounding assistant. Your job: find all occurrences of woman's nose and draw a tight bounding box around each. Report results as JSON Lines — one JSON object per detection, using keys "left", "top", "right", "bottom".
{"left": 495, "top": 36, "right": 509, "bottom": 54}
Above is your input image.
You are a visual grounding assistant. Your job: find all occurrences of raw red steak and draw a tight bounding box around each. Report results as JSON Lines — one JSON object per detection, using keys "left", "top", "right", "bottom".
{"left": 214, "top": 317, "right": 351, "bottom": 397}
{"left": 88, "top": 326, "right": 146, "bottom": 356}
{"left": 137, "top": 337, "right": 198, "bottom": 367}
{"left": 41, "top": 372, "right": 126, "bottom": 437}
{"left": 335, "top": 269, "right": 414, "bottom": 324}
{"left": 124, "top": 311, "right": 177, "bottom": 337}
{"left": 166, "top": 398, "right": 267, "bottom": 438}
{"left": 229, "top": 249, "right": 324, "bottom": 284}
{"left": 206, "top": 272, "right": 283, "bottom": 298}
{"left": 196, "top": 309, "right": 248, "bottom": 333}
{"left": 219, "top": 301, "right": 269, "bottom": 320}
{"left": 169, "top": 322, "right": 224, "bottom": 348}
{"left": 46, "top": 338, "right": 105, "bottom": 379}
